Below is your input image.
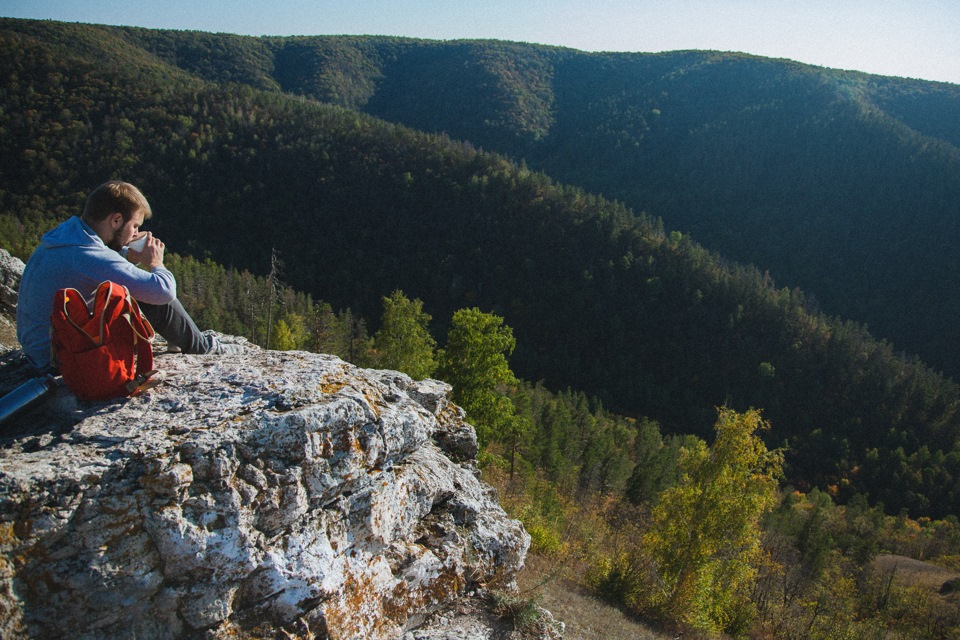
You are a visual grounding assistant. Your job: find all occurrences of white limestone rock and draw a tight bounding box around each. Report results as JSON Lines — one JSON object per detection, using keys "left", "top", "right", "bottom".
{"left": 0, "top": 346, "right": 529, "bottom": 639}
{"left": 0, "top": 248, "right": 22, "bottom": 313}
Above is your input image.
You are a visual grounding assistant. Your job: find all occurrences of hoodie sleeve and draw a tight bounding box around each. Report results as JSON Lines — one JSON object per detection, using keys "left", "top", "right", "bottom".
{"left": 78, "top": 247, "right": 177, "bottom": 305}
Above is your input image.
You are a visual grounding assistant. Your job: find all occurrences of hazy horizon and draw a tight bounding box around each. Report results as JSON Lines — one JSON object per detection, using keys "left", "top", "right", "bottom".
{"left": 2, "top": 0, "right": 958, "bottom": 85}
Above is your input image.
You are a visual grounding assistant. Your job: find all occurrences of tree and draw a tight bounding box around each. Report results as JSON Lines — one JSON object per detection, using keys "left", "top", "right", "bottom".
{"left": 272, "top": 313, "right": 309, "bottom": 350}
{"left": 372, "top": 290, "right": 437, "bottom": 379}
{"left": 272, "top": 318, "right": 295, "bottom": 351}
{"left": 437, "top": 308, "right": 519, "bottom": 448}
{"left": 642, "top": 407, "right": 783, "bottom": 634}
{"left": 264, "top": 248, "right": 284, "bottom": 350}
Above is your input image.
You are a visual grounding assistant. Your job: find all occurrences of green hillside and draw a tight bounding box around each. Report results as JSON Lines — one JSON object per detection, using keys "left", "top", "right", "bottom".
{"left": 106, "top": 25, "right": 960, "bottom": 380}
{"left": 331, "top": 45, "right": 960, "bottom": 383}
{"left": 1, "top": 18, "right": 959, "bottom": 518}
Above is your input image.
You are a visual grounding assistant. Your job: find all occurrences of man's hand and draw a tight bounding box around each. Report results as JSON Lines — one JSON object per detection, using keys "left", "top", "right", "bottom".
{"left": 126, "top": 232, "right": 165, "bottom": 269}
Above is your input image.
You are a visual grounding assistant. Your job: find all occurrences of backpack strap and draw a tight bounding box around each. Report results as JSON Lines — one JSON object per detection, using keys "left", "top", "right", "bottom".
{"left": 57, "top": 287, "right": 100, "bottom": 342}
{"left": 124, "top": 292, "right": 155, "bottom": 343}
{"left": 50, "top": 287, "right": 98, "bottom": 369}
{"left": 115, "top": 286, "right": 163, "bottom": 396}
{"left": 93, "top": 281, "right": 130, "bottom": 345}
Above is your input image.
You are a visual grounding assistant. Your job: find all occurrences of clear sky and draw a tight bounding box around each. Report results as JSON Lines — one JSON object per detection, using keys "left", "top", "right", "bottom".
{"left": 2, "top": 0, "right": 958, "bottom": 85}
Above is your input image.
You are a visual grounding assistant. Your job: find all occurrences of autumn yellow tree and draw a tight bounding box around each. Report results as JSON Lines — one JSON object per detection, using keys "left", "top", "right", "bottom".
{"left": 642, "top": 407, "right": 783, "bottom": 634}
{"left": 272, "top": 313, "right": 309, "bottom": 350}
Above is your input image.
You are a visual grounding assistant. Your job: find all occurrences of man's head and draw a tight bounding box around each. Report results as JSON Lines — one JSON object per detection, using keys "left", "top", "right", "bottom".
{"left": 82, "top": 181, "right": 153, "bottom": 250}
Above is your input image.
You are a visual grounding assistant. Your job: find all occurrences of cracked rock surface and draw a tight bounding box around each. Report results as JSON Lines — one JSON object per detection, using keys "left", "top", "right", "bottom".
{"left": 0, "top": 345, "right": 529, "bottom": 639}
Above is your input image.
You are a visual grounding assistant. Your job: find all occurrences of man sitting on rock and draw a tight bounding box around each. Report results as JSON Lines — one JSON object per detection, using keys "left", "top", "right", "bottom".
{"left": 16, "top": 180, "right": 240, "bottom": 372}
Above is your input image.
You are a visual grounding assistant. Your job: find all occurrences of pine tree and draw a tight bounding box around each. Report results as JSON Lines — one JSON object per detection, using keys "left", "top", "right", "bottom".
{"left": 437, "top": 308, "right": 519, "bottom": 448}
{"left": 372, "top": 290, "right": 437, "bottom": 379}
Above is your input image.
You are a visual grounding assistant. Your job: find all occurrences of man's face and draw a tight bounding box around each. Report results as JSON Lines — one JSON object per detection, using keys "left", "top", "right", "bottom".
{"left": 107, "top": 210, "right": 145, "bottom": 251}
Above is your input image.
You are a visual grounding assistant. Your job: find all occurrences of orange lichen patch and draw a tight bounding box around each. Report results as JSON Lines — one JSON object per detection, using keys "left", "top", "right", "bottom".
{"left": 0, "top": 522, "right": 28, "bottom": 637}
{"left": 383, "top": 568, "right": 465, "bottom": 621}
{"left": 320, "top": 433, "right": 334, "bottom": 458}
{"left": 0, "top": 523, "right": 18, "bottom": 547}
{"left": 322, "top": 563, "right": 466, "bottom": 640}
{"left": 331, "top": 429, "right": 361, "bottom": 456}
{"left": 319, "top": 381, "right": 348, "bottom": 395}
{"left": 317, "top": 374, "right": 392, "bottom": 425}
{"left": 384, "top": 581, "right": 413, "bottom": 620}
{"left": 436, "top": 405, "right": 464, "bottom": 429}
{"left": 139, "top": 464, "right": 194, "bottom": 506}
{"left": 360, "top": 388, "right": 383, "bottom": 418}
{"left": 99, "top": 513, "right": 146, "bottom": 547}
{"left": 322, "top": 571, "right": 392, "bottom": 639}
{"left": 0, "top": 527, "right": 20, "bottom": 575}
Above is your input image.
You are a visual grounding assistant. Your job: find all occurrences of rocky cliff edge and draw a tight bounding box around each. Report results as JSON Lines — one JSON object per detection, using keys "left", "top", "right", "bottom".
{"left": 0, "top": 340, "right": 537, "bottom": 639}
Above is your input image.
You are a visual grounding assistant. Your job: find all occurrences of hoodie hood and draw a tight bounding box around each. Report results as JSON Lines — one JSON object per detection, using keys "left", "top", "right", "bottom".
{"left": 41, "top": 216, "right": 101, "bottom": 250}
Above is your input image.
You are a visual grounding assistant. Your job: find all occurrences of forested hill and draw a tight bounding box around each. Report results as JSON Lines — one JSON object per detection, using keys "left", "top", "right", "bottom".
{"left": 91, "top": 23, "right": 960, "bottom": 380}
{"left": 1, "top": 18, "right": 959, "bottom": 518}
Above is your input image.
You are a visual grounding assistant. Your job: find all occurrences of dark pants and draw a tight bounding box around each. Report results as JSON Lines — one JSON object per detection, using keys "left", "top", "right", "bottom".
{"left": 139, "top": 299, "right": 216, "bottom": 354}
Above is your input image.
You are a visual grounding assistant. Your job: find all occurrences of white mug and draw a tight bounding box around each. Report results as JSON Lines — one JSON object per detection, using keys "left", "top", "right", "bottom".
{"left": 127, "top": 233, "right": 148, "bottom": 252}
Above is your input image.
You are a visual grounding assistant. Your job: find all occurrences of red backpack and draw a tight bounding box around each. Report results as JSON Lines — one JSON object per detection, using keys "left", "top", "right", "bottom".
{"left": 51, "top": 281, "right": 163, "bottom": 401}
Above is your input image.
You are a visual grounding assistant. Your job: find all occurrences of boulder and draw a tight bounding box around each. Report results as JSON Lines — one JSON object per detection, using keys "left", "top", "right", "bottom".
{"left": 0, "top": 344, "right": 530, "bottom": 639}
{"left": 0, "top": 249, "right": 22, "bottom": 352}
{"left": 0, "top": 248, "right": 22, "bottom": 314}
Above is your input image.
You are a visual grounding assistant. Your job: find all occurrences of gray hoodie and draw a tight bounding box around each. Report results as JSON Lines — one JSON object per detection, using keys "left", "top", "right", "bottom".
{"left": 16, "top": 216, "right": 177, "bottom": 369}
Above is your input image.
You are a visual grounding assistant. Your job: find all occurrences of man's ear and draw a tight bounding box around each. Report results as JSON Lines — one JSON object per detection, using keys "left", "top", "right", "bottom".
{"left": 109, "top": 212, "right": 124, "bottom": 229}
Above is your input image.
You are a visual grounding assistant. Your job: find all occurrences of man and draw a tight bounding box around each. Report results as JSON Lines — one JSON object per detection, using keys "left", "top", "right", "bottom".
{"left": 17, "top": 180, "right": 239, "bottom": 371}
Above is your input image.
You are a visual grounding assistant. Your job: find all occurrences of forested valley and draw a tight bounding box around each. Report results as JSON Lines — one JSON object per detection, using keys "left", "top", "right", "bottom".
{"left": 2, "top": 18, "right": 959, "bottom": 637}
{"left": 104, "top": 23, "right": 960, "bottom": 382}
